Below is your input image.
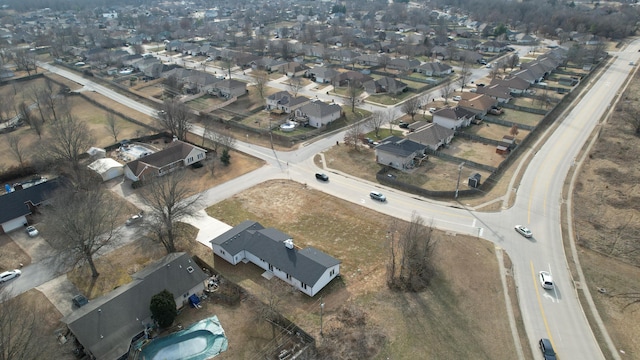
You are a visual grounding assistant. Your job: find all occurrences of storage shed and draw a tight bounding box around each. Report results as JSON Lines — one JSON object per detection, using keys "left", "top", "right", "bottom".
{"left": 88, "top": 158, "right": 124, "bottom": 182}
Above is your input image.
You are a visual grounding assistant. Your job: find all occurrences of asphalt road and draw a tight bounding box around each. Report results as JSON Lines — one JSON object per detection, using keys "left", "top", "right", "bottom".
{"left": 33, "top": 42, "right": 640, "bottom": 359}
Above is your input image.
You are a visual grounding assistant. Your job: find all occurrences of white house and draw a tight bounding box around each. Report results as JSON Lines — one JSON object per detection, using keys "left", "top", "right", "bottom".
{"left": 210, "top": 221, "right": 341, "bottom": 297}
{"left": 0, "top": 178, "right": 63, "bottom": 233}
{"left": 124, "top": 140, "right": 206, "bottom": 181}
{"left": 88, "top": 158, "right": 124, "bottom": 182}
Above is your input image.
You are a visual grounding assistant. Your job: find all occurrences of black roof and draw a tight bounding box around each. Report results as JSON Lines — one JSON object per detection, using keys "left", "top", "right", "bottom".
{"left": 0, "top": 178, "right": 63, "bottom": 224}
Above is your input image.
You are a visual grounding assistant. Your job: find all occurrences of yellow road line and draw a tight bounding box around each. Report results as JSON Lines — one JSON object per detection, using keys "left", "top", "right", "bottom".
{"left": 530, "top": 261, "right": 557, "bottom": 351}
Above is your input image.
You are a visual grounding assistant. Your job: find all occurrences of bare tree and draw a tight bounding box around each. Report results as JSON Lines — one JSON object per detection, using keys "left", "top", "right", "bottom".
{"left": 378, "top": 54, "right": 390, "bottom": 72}
{"left": 489, "top": 68, "right": 500, "bottom": 80}
{"left": 212, "top": 129, "right": 237, "bottom": 151}
{"left": 621, "top": 105, "right": 640, "bottom": 136}
{"left": 509, "top": 124, "right": 519, "bottom": 137}
{"left": 0, "top": 289, "right": 57, "bottom": 360}
{"left": 105, "top": 113, "right": 120, "bottom": 142}
{"left": 46, "top": 115, "right": 94, "bottom": 168}
{"left": 38, "top": 79, "right": 61, "bottom": 122}
{"left": 252, "top": 70, "right": 269, "bottom": 103}
{"left": 401, "top": 96, "right": 421, "bottom": 122}
{"left": 287, "top": 77, "right": 303, "bottom": 97}
{"left": 344, "top": 80, "right": 361, "bottom": 113}
{"left": 368, "top": 110, "right": 388, "bottom": 138}
{"left": 0, "top": 91, "right": 15, "bottom": 123}
{"left": 158, "top": 98, "right": 193, "bottom": 140}
{"left": 387, "top": 212, "right": 439, "bottom": 292}
{"left": 6, "top": 134, "right": 26, "bottom": 167}
{"left": 13, "top": 49, "right": 37, "bottom": 76}
{"left": 440, "top": 80, "right": 454, "bottom": 105}
{"left": 19, "top": 102, "right": 42, "bottom": 139}
{"left": 138, "top": 171, "right": 203, "bottom": 254}
{"left": 163, "top": 74, "right": 182, "bottom": 98}
{"left": 43, "top": 188, "right": 124, "bottom": 278}
{"left": 508, "top": 54, "right": 520, "bottom": 69}
{"left": 343, "top": 121, "right": 365, "bottom": 150}
{"left": 457, "top": 60, "right": 472, "bottom": 90}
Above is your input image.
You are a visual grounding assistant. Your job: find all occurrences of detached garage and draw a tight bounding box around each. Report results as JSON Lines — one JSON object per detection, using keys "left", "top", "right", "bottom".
{"left": 88, "top": 158, "right": 124, "bottom": 182}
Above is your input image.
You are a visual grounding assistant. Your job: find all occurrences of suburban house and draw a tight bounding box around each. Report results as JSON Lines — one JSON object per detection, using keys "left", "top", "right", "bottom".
{"left": 62, "top": 253, "right": 208, "bottom": 360}
{"left": 457, "top": 94, "right": 498, "bottom": 118}
{"left": 0, "top": 178, "right": 63, "bottom": 233}
{"left": 295, "top": 101, "right": 342, "bottom": 128}
{"left": 266, "top": 91, "right": 311, "bottom": 114}
{"left": 477, "top": 40, "right": 508, "bottom": 53}
{"left": 88, "top": 158, "right": 124, "bottom": 182}
{"left": 333, "top": 71, "right": 373, "bottom": 87}
{"left": 374, "top": 136, "right": 428, "bottom": 171}
{"left": 307, "top": 67, "right": 338, "bottom": 84}
{"left": 414, "top": 62, "right": 452, "bottom": 77}
{"left": 512, "top": 68, "right": 544, "bottom": 84}
{"left": 124, "top": 140, "right": 207, "bottom": 181}
{"left": 363, "top": 77, "right": 407, "bottom": 95}
{"left": 281, "top": 62, "right": 309, "bottom": 77}
{"left": 490, "top": 76, "right": 530, "bottom": 95}
{"left": 431, "top": 106, "right": 477, "bottom": 130}
{"left": 387, "top": 58, "right": 420, "bottom": 72}
{"left": 476, "top": 83, "right": 513, "bottom": 103}
{"left": 210, "top": 79, "right": 247, "bottom": 98}
{"left": 406, "top": 122, "right": 455, "bottom": 150}
{"left": 210, "top": 221, "right": 341, "bottom": 297}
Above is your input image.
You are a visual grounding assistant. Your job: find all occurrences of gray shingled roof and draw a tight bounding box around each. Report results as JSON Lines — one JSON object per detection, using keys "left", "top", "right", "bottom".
{"left": 375, "top": 136, "right": 427, "bottom": 157}
{"left": 210, "top": 221, "right": 340, "bottom": 287}
{"left": 0, "top": 178, "right": 64, "bottom": 224}
{"left": 406, "top": 123, "right": 454, "bottom": 147}
{"left": 62, "top": 253, "right": 208, "bottom": 360}
{"left": 126, "top": 140, "right": 206, "bottom": 178}
{"left": 299, "top": 102, "right": 341, "bottom": 118}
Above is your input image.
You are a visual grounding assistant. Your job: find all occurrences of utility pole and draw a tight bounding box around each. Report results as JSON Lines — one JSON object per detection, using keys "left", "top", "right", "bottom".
{"left": 320, "top": 298, "right": 325, "bottom": 337}
{"left": 455, "top": 162, "right": 465, "bottom": 199}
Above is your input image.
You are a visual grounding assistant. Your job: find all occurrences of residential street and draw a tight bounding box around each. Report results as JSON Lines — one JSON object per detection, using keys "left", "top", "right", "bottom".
{"left": 21, "top": 40, "right": 640, "bottom": 359}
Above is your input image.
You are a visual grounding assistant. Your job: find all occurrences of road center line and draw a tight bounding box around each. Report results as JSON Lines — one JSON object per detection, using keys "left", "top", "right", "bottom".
{"left": 530, "top": 261, "right": 557, "bottom": 352}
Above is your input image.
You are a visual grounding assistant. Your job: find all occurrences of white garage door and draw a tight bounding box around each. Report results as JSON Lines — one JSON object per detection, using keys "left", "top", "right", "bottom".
{"left": 1, "top": 216, "right": 27, "bottom": 233}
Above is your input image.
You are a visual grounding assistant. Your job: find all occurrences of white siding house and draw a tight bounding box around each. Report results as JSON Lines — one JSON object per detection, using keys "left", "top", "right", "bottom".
{"left": 210, "top": 221, "right": 341, "bottom": 297}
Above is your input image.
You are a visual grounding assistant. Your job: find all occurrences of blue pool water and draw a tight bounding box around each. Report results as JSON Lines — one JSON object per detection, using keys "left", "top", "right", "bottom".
{"left": 140, "top": 316, "right": 228, "bottom": 360}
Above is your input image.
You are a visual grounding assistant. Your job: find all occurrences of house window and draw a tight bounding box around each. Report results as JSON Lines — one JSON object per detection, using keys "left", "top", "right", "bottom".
{"left": 286, "top": 274, "right": 291, "bottom": 280}
{"left": 269, "top": 264, "right": 273, "bottom": 272}
{"left": 220, "top": 250, "right": 225, "bottom": 255}
{"left": 197, "top": 153, "right": 204, "bottom": 159}
{"left": 188, "top": 156, "right": 194, "bottom": 163}
{"left": 330, "top": 269, "right": 334, "bottom": 276}
{"left": 301, "top": 283, "right": 307, "bottom": 289}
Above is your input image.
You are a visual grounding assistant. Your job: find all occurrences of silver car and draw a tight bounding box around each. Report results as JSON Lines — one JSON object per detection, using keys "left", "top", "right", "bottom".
{"left": 0, "top": 269, "right": 22, "bottom": 283}
{"left": 369, "top": 191, "right": 386, "bottom": 202}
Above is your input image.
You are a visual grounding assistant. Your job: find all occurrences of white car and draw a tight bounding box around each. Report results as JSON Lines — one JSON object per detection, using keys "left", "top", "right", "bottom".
{"left": 0, "top": 269, "right": 21, "bottom": 283}
{"left": 369, "top": 191, "right": 386, "bottom": 202}
{"left": 126, "top": 213, "right": 143, "bottom": 226}
{"left": 539, "top": 271, "right": 554, "bottom": 290}
{"left": 514, "top": 225, "right": 532, "bottom": 238}
{"left": 26, "top": 225, "right": 39, "bottom": 237}
{"left": 453, "top": 95, "right": 462, "bottom": 101}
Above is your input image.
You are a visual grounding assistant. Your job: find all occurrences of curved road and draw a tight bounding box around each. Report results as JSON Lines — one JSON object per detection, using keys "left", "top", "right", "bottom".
{"left": 38, "top": 41, "right": 640, "bottom": 359}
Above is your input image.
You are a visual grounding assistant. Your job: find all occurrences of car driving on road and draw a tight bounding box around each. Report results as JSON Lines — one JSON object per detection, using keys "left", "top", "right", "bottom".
{"left": 539, "top": 338, "right": 557, "bottom": 360}
{"left": 539, "top": 271, "right": 554, "bottom": 290}
{"left": 514, "top": 225, "right": 532, "bottom": 238}
{"left": 0, "top": 269, "right": 22, "bottom": 283}
{"left": 369, "top": 191, "right": 386, "bottom": 202}
{"left": 315, "top": 173, "right": 329, "bottom": 181}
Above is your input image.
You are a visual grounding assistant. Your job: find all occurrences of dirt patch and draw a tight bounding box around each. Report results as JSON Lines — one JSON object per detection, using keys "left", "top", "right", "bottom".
{"left": 572, "top": 69, "right": 640, "bottom": 356}
{"left": 0, "top": 234, "right": 31, "bottom": 271}
{"left": 443, "top": 138, "right": 506, "bottom": 168}
{"left": 206, "top": 180, "right": 516, "bottom": 359}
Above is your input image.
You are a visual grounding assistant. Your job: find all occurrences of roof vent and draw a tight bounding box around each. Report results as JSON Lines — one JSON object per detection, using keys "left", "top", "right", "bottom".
{"left": 284, "top": 239, "right": 294, "bottom": 249}
{"left": 187, "top": 266, "right": 194, "bottom": 273}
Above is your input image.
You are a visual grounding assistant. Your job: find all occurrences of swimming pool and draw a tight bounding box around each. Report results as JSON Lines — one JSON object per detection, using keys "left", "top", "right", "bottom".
{"left": 139, "top": 316, "right": 228, "bottom": 360}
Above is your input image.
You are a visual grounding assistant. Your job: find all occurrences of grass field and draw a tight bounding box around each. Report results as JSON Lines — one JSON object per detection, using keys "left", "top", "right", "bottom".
{"left": 205, "top": 180, "right": 517, "bottom": 359}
